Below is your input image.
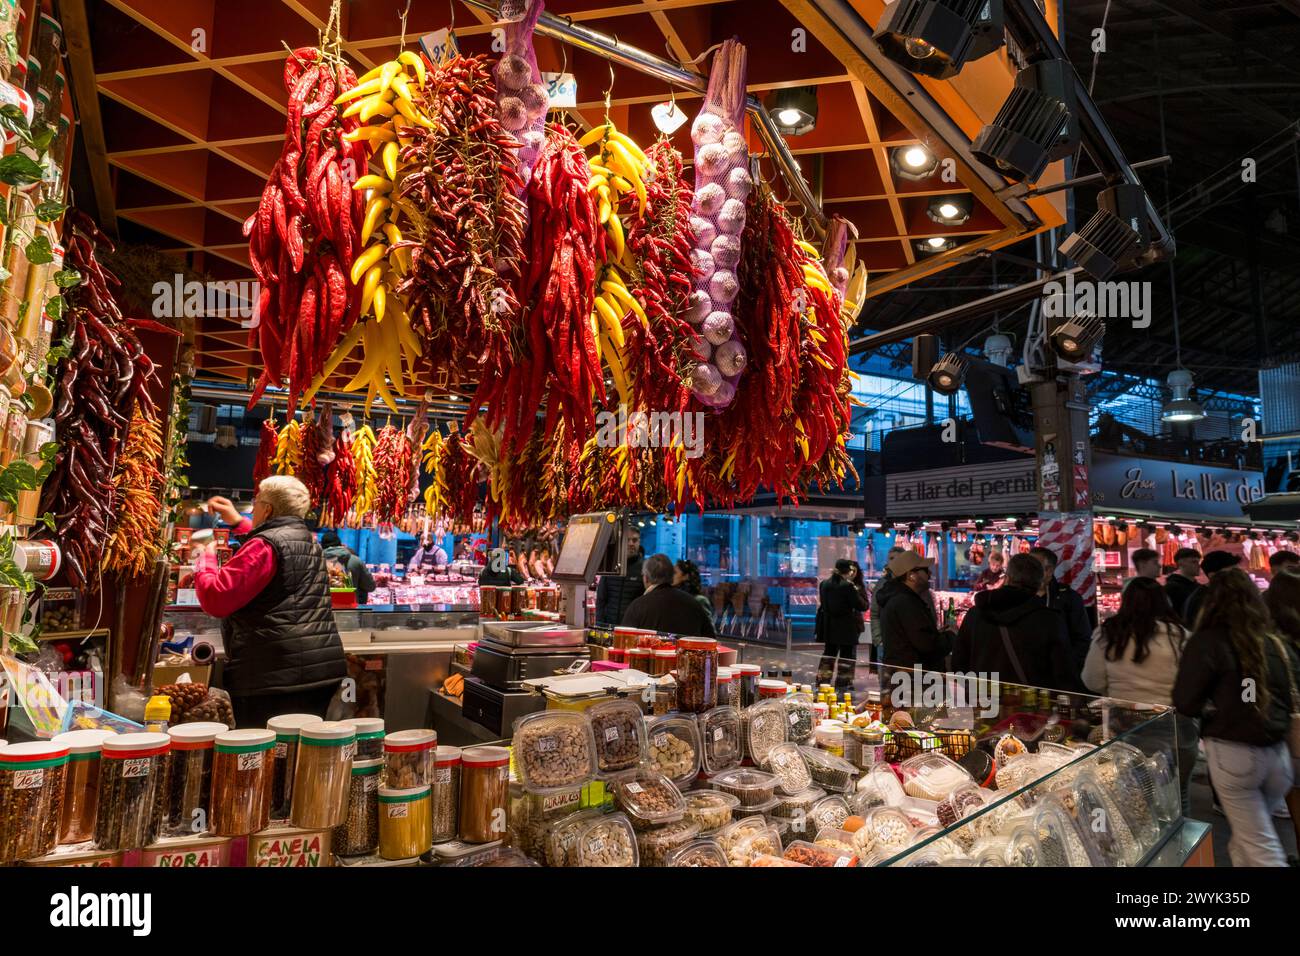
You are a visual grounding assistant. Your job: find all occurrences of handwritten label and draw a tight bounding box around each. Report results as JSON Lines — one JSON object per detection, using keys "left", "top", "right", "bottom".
{"left": 536, "top": 736, "right": 558, "bottom": 753}
{"left": 541, "top": 71, "right": 577, "bottom": 109}
{"left": 238, "top": 752, "right": 264, "bottom": 772}
{"left": 625, "top": 782, "right": 643, "bottom": 794}
{"left": 713, "top": 727, "right": 724, "bottom": 742}
{"left": 13, "top": 769, "right": 43, "bottom": 790}
{"left": 789, "top": 711, "right": 800, "bottom": 725}
{"left": 653, "top": 733, "right": 668, "bottom": 749}
{"left": 152, "top": 846, "right": 222, "bottom": 867}
{"left": 253, "top": 833, "right": 325, "bottom": 868}
{"left": 386, "top": 803, "right": 409, "bottom": 819}
{"left": 604, "top": 726, "right": 620, "bottom": 743}
{"left": 364, "top": 775, "right": 378, "bottom": 792}
{"left": 342, "top": 743, "right": 356, "bottom": 762}
{"left": 420, "top": 29, "right": 458, "bottom": 67}
{"left": 122, "top": 758, "right": 151, "bottom": 779}
{"left": 435, "top": 767, "right": 452, "bottom": 785}
{"left": 587, "top": 836, "right": 604, "bottom": 854}
{"left": 833, "top": 855, "right": 853, "bottom": 867}
{"left": 274, "top": 742, "right": 288, "bottom": 759}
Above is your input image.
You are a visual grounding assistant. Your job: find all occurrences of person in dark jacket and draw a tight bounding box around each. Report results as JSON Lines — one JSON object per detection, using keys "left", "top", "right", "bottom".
{"left": 880, "top": 550, "right": 952, "bottom": 672}
{"left": 620, "top": 553, "right": 714, "bottom": 637}
{"left": 1029, "top": 545, "right": 1091, "bottom": 681}
{"left": 321, "top": 530, "right": 375, "bottom": 604}
{"left": 673, "top": 559, "right": 713, "bottom": 618}
{"left": 478, "top": 547, "right": 525, "bottom": 588}
{"left": 595, "top": 527, "right": 644, "bottom": 627}
{"left": 200, "top": 478, "right": 346, "bottom": 728}
{"left": 817, "top": 559, "right": 868, "bottom": 688}
{"left": 1173, "top": 568, "right": 1296, "bottom": 867}
{"left": 1163, "top": 547, "right": 1202, "bottom": 621}
{"left": 952, "top": 553, "right": 1075, "bottom": 691}
{"left": 1182, "top": 550, "right": 1241, "bottom": 628}
{"left": 869, "top": 547, "right": 907, "bottom": 656}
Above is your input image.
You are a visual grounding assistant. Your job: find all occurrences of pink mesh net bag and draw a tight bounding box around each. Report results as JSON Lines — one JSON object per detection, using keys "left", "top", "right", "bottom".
{"left": 495, "top": 0, "right": 549, "bottom": 199}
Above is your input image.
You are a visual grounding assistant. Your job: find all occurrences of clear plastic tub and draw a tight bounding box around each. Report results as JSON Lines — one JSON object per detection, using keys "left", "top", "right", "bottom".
{"left": 783, "top": 839, "right": 858, "bottom": 867}
{"left": 740, "top": 701, "right": 787, "bottom": 765}
{"left": 647, "top": 715, "right": 701, "bottom": 787}
{"left": 994, "top": 753, "right": 1055, "bottom": 805}
{"left": 751, "top": 853, "right": 808, "bottom": 867}
{"left": 291, "top": 721, "right": 356, "bottom": 829}
{"left": 813, "top": 826, "right": 857, "bottom": 856}
{"left": 1071, "top": 768, "right": 1143, "bottom": 866}
{"left": 211, "top": 729, "right": 275, "bottom": 837}
{"left": 512, "top": 711, "right": 597, "bottom": 794}
{"left": 683, "top": 789, "right": 739, "bottom": 833}
{"left": 95, "top": 732, "right": 170, "bottom": 851}
{"left": 587, "top": 699, "right": 647, "bottom": 776}
{"left": 343, "top": 717, "right": 386, "bottom": 759}
{"left": 850, "top": 807, "right": 915, "bottom": 859}
{"left": 710, "top": 767, "right": 778, "bottom": 807}
{"left": 667, "top": 838, "right": 727, "bottom": 867}
{"left": 935, "top": 783, "right": 990, "bottom": 828}
{"left": 970, "top": 835, "right": 1013, "bottom": 866}
{"left": 730, "top": 795, "right": 780, "bottom": 819}
{"left": 716, "top": 818, "right": 783, "bottom": 866}
{"left": 808, "top": 794, "right": 852, "bottom": 833}
{"left": 610, "top": 768, "right": 685, "bottom": 828}
{"left": 1005, "top": 822, "right": 1044, "bottom": 866}
{"left": 898, "top": 752, "right": 973, "bottom": 801}
{"left": 852, "top": 763, "right": 907, "bottom": 815}
{"left": 1029, "top": 794, "right": 1099, "bottom": 866}
{"left": 0, "top": 740, "right": 69, "bottom": 861}
{"left": 636, "top": 817, "right": 702, "bottom": 866}
{"left": 333, "top": 758, "right": 382, "bottom": 856}
{"left": 378, "top": 785, "right": 433, "bottom": 860}
{"left": 782, "top": 694, "right": 817, "bottom": 744}
{"left": 162, "top": 722, "right": 225, "bottom": 838}
{"left": 543, "top": 809, "right": 602, "bottom": 866}
{"left": 698, "top": 705, "right": 741, "bottom": 773}
{"left": 267, "top": 713, "right": 318, "bottom": 822}
{"left": 575, "top": 812, "right": 639, "bottom": 867}
{"left": 798, "top": 745, "right": 858, "bottom": 793}
{"left": 459, "top": 746, "right": 510, "bottom": 843}
{"left": 53, "top": 728, "right": 113, "bottom": 845}
{"left": 764, "top": 741, "right": 813, "bottom": 795}
{"left": 769, "top": 786, "right": 826, "bottom": 822}
{"left": 383, "top": 728, "right": 437, "bottom": 789}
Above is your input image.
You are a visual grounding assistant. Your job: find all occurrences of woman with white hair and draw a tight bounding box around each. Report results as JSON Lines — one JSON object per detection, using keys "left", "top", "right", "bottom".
{"left": 201, "top": 477, "right": 346, "bottom": 727}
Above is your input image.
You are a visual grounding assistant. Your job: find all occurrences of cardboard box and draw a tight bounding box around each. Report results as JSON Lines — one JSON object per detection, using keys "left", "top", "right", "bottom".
{"left": 139, "top": 835, "right": 231, "bottom": 867}
{"left": 151, "top": 663, "right": 212, "bottom": 688}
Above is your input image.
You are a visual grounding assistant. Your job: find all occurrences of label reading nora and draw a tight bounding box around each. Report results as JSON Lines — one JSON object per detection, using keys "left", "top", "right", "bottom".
{"left": 435, "top": 768, "right": 452, "bottom": 785}
{"left": 122, "top": 758, "right": 151, "bottom": 779}
{"left": 541, "top": 71, "right": 577, "bottom": 109}
{"left": 603, "top": 726, "right": 620, "bottom": 743}
{"left": 237, "top": 752, "right": 264, "bottom": 772}
{"left": 387, "top": 803, "right": 409, "bottom": 819}
{"left": 12, "top": 768, "right": 44, "bottom": 790}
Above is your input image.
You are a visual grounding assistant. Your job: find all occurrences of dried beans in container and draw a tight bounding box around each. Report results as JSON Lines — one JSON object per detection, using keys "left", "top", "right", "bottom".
{"left": 383, "top": 728, "right": 436, "bottom": 788}
{"left": 210, "top": 729, "right": 275, "bottom": 837}
{"left": 431, "top": 746, "right": 462, "bottom": 843}
{"left": 267, "top": 713, "right": 317, "bottom": 822}
{"left": 0, "top": 741, "right": 69, "bottom": 862}
{"left": 459, "top": 746, "right": 510, "bottom": 844}
{"left": 163, "top": 722, "right": 227, "bottom": 838}
{"left": 333, "top": 758, "right": 382, "bottom": 856}
{"left": 94, "top": 733, "right": 169, "bottom": 851}
{"left": 378, "top": 785, "right": 432, "bottom": 860}
{"left": 290, "top": 721, "right": 356, "bottom": 829}
{"left": 52, "top": 729, "right": 113, "bottom": 845}
{"left": 342, "top": 717, "right": 385, "bottom": 760}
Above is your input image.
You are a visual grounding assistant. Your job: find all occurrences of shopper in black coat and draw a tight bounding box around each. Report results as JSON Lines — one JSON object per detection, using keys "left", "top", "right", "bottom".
{"left": 621, "top": 553, "right": 715, "bottom": 637}
{"left": 1182, "top": 550, "right": 1241, "bottom": 628}
{"left": 951, "top": 553, "right": 1075, "bottom": 691}
{"left": 1029, "top": 546, "right": 1092, "bottom": 679}
{"left": 1163, "top": 547, "right": 1202, "bottom": 621}
{"left": 879, "top": 550, "right": 951, "bottom": 672}
{"left": 595, "top": 527, "right": 645, "bottom": 627}
{"left": 817, "top": 559, "right": 868, "bottom": 687}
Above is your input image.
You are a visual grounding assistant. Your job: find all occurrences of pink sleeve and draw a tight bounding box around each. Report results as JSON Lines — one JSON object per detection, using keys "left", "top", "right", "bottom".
{"left": 194, "top": 538, "right": 277, "bottom": 618}
{"left": 232, "top": 518, "right": 253, "bottom": 536}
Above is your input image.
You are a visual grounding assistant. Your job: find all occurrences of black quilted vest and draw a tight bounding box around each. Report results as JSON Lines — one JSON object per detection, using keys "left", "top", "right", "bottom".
{"left": 220, "top": 516, "right": 346, "bottom": 697}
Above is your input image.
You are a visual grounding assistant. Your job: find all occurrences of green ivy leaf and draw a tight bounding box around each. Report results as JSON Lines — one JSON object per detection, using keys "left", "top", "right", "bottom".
{"left": 38, "top": 511, "right": 56, "bottom": 532}
{"left": 0, "top": 152, "right": 43, "bottom": 187}
{"left": 46, "top": 294, "right": 63, "bottom": 322}
{"left": 44, "top": 343, "right": 70, "bottom": 365}
{"left": 34, "top": 199, "right": 66, "bottom": 222}
{"left": 25, "top": 233, "right": 54, "bottom": 265}
{"left": 28, "top": 124, "right": 54, "bottom": 154}
{"left": 0, "top": 103, "right": 29, "bottom": 142}
{"left": 4, "top": 630, "right": 38, "bottom": 656}
{"left": 53, "top": 269, "right": 80, "bottom": 289}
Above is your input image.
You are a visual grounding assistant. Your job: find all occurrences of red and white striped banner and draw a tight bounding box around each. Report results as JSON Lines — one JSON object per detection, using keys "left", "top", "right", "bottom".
{"left": 1037, "top": 511, "right": 1096, "bottom": 606}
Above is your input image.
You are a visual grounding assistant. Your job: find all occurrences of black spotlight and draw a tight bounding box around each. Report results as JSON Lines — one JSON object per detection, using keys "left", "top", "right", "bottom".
{"left": 972, "top": 59, "right": 1078, "bottom": 183}
{"left": 928, "top": 353, "right": 967, "bottom": 394}
{"left": 927, "top": 194, "right": 972, "bottom": 226}
{"left": 873, "top": 0, "right": 1005, "bottom": 80}
{"left": 1059, "top": 182, "right": 1152, "bottom": 279}
{"left": 768, "top": 86, "right": 818, "bottom": 135}
{"left": 911, "top": 332, "right": 940, "bottom": 380}
{"left": 891, "top": 144, "right": 939, "bottom": 180}
{"left": 1049, "top": 313, "right": 1105, "bottom": 362}
{"left": 917, "top": 236, "right": 957, "bottom": 254}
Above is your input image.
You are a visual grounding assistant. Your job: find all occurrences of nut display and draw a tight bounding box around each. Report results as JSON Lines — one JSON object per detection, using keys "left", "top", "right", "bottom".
{"left": 740, "top": 701, "right": 787, "bottom": 765}
{"left": 611, "top": 768, "right": 686, "bottom": 827}
{"left": 937, "top": 784, "right": 989, "bottom": 828}
{"left": 750, "top": 853, "right": 808, "bottom": 867}
{"left": 699, "top": 705, "right": 741, "bottom": 773}
{"left": 575, "top": 812, "right": 639, "bottom": 867}
{"left": 764, "top": 742, "right": 813, "bottom": 795}
{"left": 684, "top": 789, "right": 738, "bottom": 832}
{"left": 711, "top": 767, "right": 778, "bottom": 807}
{"left": 798, "top": 745, "right": 857, "bottom": 792}
{"left": 647, "top": 716, "right": 700, "bottom": 786}
{"left": 899, "top": 753, "right": 972, "bottom": 801}
{"left": 587, "top": 700, "right": 646, "bottom": 775}
{"left": 1030, "top": 797, "right": 1095, "bottom": 866}
{"left": 676, "top": 636, "right": 719, "bottom": 713}
{"left": 783, "top": 696, "right": 816, "bottom": 743}
{"left": 636, "top": 818, "right": 702, "bottom": 866}
{"left": 667, "top": 838, "right": 727, "bottom": 867}
{"left": 513, "top": 712, "right": 597, "bottom": 793}
{"left": 808, "top": 794, "right": 851, "bottom": 833}
{"left": 383, "top": 728, "right": 437, "bottom": 789}
{"left": 769, "top": 787, "right": 825, "bottom": 822}
{"left": 783, "top": 839, "right": 858, "bottom": 867}
{"left": 850, "top": 807, "right": 915, "bottom": 858}
{"left": 716, "top": 818, "right": 783, "bottom": 866}
{"left": 1070, "top": 771, "right": 1140, "bottom": 866}
{"left": 544, "top": 809, "right": 603, "bottom": 866}
{"left": 0, "top": 741, "right": 69, "bottom": 862}
{"left": 814, "top": 827, "right": 857, "bottom": 856}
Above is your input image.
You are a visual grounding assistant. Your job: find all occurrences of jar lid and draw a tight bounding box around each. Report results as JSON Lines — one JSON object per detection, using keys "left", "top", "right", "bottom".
{"left": 717, "top": 667, "right": 734, "bottom": 681}
{"left": 215, "top": 729, "right": 275, "bottom": 752}
{"left": 383, "top": 729, "right": 436, "bottom": 752}
{"left": 759, "top": 679, "right": 788, "bottom": 690}
{"left": 378, "top": 784, "right": 431, "bottom": 802}
{"left": 436, "top": 745, "right": 462, "bottom": 767}
{"left": 299, "top": 721, "right": 357, "bottom": 744}
{"left": 461, "top": 745, "right": 510, "bottom": 767}
{"left": 343, "top": 717, "right": 385, "bottom": 738}
{"left": 733, "top": 664, "right": 762, "bottom": 675}
{"left": 102, "top": 732, "right": 170, "bottom": 758}
{"left": 352, "top": 758, "right": 383, "bottom": 774}
{"left": 52, "top": 729, "right": 114, "bottom": 755}
{"left": 167, "top": 722, "right": 228, "bottom": 747}
{"left": 0, "top": 740, "right": 69, "bottom": 768}
{"left": 266, "top": 713, "right": 321, "bottom": 736}
{"left": 677, "top": 637, "right": 718, "bottom": 651}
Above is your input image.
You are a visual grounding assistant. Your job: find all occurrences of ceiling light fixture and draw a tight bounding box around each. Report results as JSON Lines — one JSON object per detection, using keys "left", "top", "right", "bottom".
{"left": 927, "top": 194, "right": 972, "bottom": 225}
{"left": 891, "top": 144, "right": 939, "bottom": 180}
{"left": 916, "top": 236, "right": 956, "bottom": 254}
{"left": 1161, "top": 368, "right": 1206, "bottom": 424}
{"left": 1059, "top": 182, "right": 1152, "bottom": 279}
{"left": 927, "top": 352, "right": 967, "bottom": 394}
{"left": 873, "top": 0, "right": 1005, "bottom": 79}
{"left": 1048, "top": 313, "right": 1105, "bottom": 362}
{"left": 767, "top": 87, "right": 818, "bottom": 135}
{"left": 972, "top": 59, "right": 1077, "bottom": 183}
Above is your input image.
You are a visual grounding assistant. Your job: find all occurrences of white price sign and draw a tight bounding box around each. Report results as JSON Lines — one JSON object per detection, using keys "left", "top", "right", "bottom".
{"left": 542, "top": 71, "right": 577, "bottom": 109}
{"left": 420, "top": 29, "right": 459, "bottom": 66}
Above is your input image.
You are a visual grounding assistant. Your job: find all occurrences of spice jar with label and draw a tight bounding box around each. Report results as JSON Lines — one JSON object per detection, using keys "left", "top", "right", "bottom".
{"left": 163, "top": 722, "right": 226, "bottom": 838}
{"left": 95, "top": 732, "right": 169, "bottom": 851}
{"left": 627, "top": 647, "right": 654, "bottom": 675}
{"left": 431, "top": 746, "right": 461, "bottom": 843}
{"left": 459, "top": 746, "right": 510, "bottom": 843}
{"left": 479, "top": 585, "right": 499, "bottom": 618}
{"left": 52, "top": 729, "right": 112, "bottom": 845}
{"left": 651, "top": 648, "right": 676, "bottom": 677}
{"left": 733, "top": 664, "right": 762, "bottom": 708}
{"left": 290, "top": 721, "right": 356, "bottom": 829}
{"left": 759, "top": 678, "right": 789, "bottom": 700}
{"left": 267, "top": 713, "right": 317, "bottom": 822}
{"left": 378, "top": 785, "right": 432, "bottom": 860}
{"left": 383, "top": 728, "right": 437, "bottom": 788}
{"left": 676, "top": 636, "right": 719, "bottom": 713}
{"left": 211, "top": 729, "right": 275, "bottom": 837}
{"left": 716, "top": 667, "right": 737, "bottom": 708}
{"left": 334, "top": 758, "right": 382, "bottom": 856}
{"left": 343, "top": 717, "right": 385, "bottom": 759}
{"left": 0, "top": 740, "right": 68, "bottom": 862}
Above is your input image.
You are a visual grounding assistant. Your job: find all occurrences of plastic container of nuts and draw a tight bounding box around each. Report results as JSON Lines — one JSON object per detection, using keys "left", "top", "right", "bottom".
{"left": 512, "top": 710, "right": 598, "bottom": 794}
{"left": 763, "top": 741, "right": 813, "bottom": 795}
{"left": 798, "top": 745, "right": 858, "bottom": 792}
{"left": 769, "top": 786, "right": 826, "bottom": 821}
{"left": 543, "top": 808, "right": 603, "bottom": 866}
{"left": 698, "top": 705, "right": 741, "bottom": 774}
{"left": 850, "top": 806, "right": 916, "bottom": 859}
{"left": 610, "top": 767, "right": 686, "bottom": 829}
{"left": 575, "top": 811, "right": 639, "bottom": 867}
{"left": 716, "top": 817, "right": 783, "bottom": 866}
{"left": 646, "top": 715, "right": 701, "bottom": 787}
{"left": 740, "top": 701, "right": 787, "bottom": 765}
{"left": 898, "top": 752, "right": 973, "bottom": 801}
{"left": 667, "top": 838, "right": 727, "bottom": 867}
{"left": 383, "top": 729, "right": 437, "bottom": 789}
{"left": 813, "top": 826, "right": 858, "bottom": 856}
{"left": 636, "top": 817, "right": 702, "bottom": 866}
{"left": 782, "top": 694, "right": 817, "bottom": 744}
{"left": 808, "top": 794, "right": 852, "bottom": 833}
{"left": 683, "top": 789, "right": 739, "bottom": 833}
{"left": 852, "top": 763, "right": 907, "bottom": 815}
{"left": 586, "top": 698, "right": 647, "bottom": 777}
{"left": 783, "top": 839, "right": 859, "bottom": 867}
{"left": 710, "top": 767, "right": 778, "bottom": 807}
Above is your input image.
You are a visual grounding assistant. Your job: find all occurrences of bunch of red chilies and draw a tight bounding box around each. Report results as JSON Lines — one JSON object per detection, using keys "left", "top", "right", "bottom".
{"left": 320, "top": 433, "right": 356, "bottom": 526}
{"left": 40, "top": 211, "right": 167, "bottom": 588}
{"left": 371, "top": 425, "right": 414, "bottom": 525}
{"left": 252, "top": 418, "right": 278, "bottom": 486}
{"left": 478, "top": 124, "right": 600, "bottom": 456}
{"left": 245, "top": 47, "right": 365, "bottom": 412}
{"left": 442, "top": 433, "right": 481, "bottom": 525}
{"left": 395, "top": 54, "right": 526, "bottom": 386}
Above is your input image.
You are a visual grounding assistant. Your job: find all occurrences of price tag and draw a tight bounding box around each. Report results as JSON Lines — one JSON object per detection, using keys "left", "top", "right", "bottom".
{"left": 588, "top": 836, "right": 605, "bottom": 853}
{"left": 387, "top": 802, "right": 409, "bottom": 819}
{"left": 653, "top": 733, "right": 668, "bottom": 749}
{"left": 364, "top": 775, "right": 379, "bottom": 792}
{"left": 537, "top": 736, "right": 558, "bottom": 753}
{"left": 541, "top": 72, "right": 577, "bottom": 109}
{"left": 436, "top": 767, "right": 452, "bottom": 784}
{"left": 342, "top": 743, "right": 357, "bottom": 762}
{"left": 420, "top": 29, "right": 459, "bottom": 67}
{"left": 274, "top": 742, "right": 288, "bottom": 759}
{"left": 712, "top": 727, "right": 723, "bottom": 742}
{"left": 833, "top": 855, "right": 853, "bottom": 867}
{"left": 625, "top": 782, "right": 643, "bottom": 794}
{"left": 238, "top": 752, "right": 264, "bottom": 771}
{"left": 13, "top": 769, "right": 44, "bottom": 790}
{"left": 789, "top": 711, "right": 800, "bottom": 725}
{"left": 604, "top": 726, "right": 620, "bottom": 743}
{"left": 123, "top": 758, "right": 151, "bottom": 779}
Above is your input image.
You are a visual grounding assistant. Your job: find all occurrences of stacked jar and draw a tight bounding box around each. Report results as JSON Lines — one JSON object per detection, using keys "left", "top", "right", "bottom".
{"left": 733, "top": 664, "right": 762, "bottom": 708}
{"left": 652, "top": 648, "right": 676, "bottom": 677}
{"left": 290, "top": 722, "right": 356, "bottom": 829}
{"left": 95, "top": 733, "right": 170, "bottom": 851}
{"left": 716, "top": 667, "right": 737, "bottom": 708}
{"left": 343, "top": 717, "right": 385, "bottom": 759}
{"left": 267, "top": 713, "right": 318, "bottom": 822}
{"left": 211, "top": 729, "right": 275, "bottom": 837}
{"left": 459, "top": 746, "right": 510, "bottom": 843}
{"left": 162, "top": 722, "right": 225, "bottom": 838}
{"left": 378, "top": 785, "right": 432, "bottom": 860}
{"left": 52, "top": 729, "right": 113, "bottom": 845}
{"left": 0, "top": 739, "right": 68, "bottom": 862}
{"left": 759, "top": 679, "right": 789, "bottom": 700}
{"left": 627, "top": 647, "right": 654, "bottom": 675}
{"left": 333, "top": 758, "right": 382, "bottom": 856}
{"left": 383, "top": 729, "right": 436, "bottom": 789}
{"left": 676, "top": 637, "right": 719, "bottom": 713}
{"left": 431, "top": 746, "right": 462, "bottom": 843}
